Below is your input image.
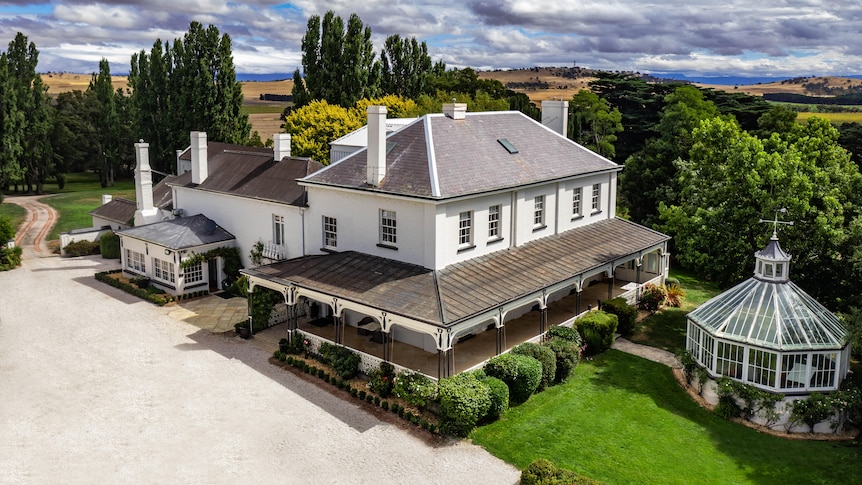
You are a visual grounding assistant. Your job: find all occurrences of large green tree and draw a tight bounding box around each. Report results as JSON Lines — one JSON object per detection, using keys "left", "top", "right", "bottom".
{"left": 5, "top": 33, "right": 54, "bottom": 194}
{"left": 89, "top": 59, "right": 120, "bottom": 187}
{"left": 380, "top": 34, "right": 433, "bottom": 99}
{"left": 128, "top": 22, "right": 250, "bottom": 173}
{"left": 568, "top": 90, "right": 623, "bottom": 159}
{"left": 0, "top": 51, "right": 24, "bottom": 195}
{"left": 292, "top": 11, "right": 379, "bottom": 108}
{"left": 659, "top": 116, "right": 862, "bottom": 310}
{"left": 621, "top": 85, "right": 721, "bottom": 226}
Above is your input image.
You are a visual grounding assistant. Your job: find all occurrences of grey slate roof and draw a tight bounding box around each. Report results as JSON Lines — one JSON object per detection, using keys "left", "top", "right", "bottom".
{"left": 174, "top": 142, "right": 323, "bottom": 205}
{"left": 302, "top": 111, "right": 621, "bottom": 199}
{"left": 89, "top": 176, "right": 177, "bottom": 225}
{"left": 89, "top": 197, "right": 136, "bottom": 226}
{"left": 118, "top": 214, "right": 235, "bottom": 250}
{"left": 243, "top": 218, "right": 668, "bottom": 327}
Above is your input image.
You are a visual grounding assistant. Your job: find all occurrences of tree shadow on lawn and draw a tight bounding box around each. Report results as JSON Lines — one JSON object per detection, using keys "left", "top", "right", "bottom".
{"left": 586, "top": 350, "right": 860, "bottom": 484}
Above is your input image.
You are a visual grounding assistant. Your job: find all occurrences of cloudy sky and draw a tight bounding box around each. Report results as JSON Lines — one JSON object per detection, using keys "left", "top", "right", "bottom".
{"left": 1, "top": 0, "right": 860, "bottom": 79}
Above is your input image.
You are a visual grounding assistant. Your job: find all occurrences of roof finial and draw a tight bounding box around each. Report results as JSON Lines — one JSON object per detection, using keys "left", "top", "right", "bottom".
{"left": 758, "top": 208, "right": 793, "bottom": 239}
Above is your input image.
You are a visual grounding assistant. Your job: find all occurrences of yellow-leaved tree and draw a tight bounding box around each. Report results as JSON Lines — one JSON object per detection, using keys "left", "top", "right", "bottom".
{"left": 282, "top": 100, "right": 363, "bottom": 165}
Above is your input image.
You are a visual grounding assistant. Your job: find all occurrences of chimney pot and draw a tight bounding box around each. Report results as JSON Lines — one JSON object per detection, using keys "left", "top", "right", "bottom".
{"left": 442, "top": 102, "right": 467, "bottom": 120}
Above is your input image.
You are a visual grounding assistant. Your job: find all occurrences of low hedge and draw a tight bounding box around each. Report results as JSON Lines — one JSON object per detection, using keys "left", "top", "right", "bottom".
{"left": 64, "top": 239, "right": 100, "bottom": 257}
{"left": 512, "top": 342, "right": 557, "bottom": 391}
{"left": 484, "top": 353, "right": 542, "bottom": 405}
{"left": 575, "top": 310, "right": 618, "bottom": 355}
{"left": 546, "top": 325, "right": 581, "bottom": 344}
{"left": 600, "top": 297, "right": 637, "bottom": 336}
{"left": 95, "top": 270, "right": 174, "bottom": 306}
{"left": 438, "top": 372, "right": 491, "bottom": 437}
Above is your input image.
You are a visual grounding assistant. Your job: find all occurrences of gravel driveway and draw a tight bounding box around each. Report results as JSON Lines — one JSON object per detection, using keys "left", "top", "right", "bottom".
{"left": 0, "top": 198, "right": 519, "bottom": 484}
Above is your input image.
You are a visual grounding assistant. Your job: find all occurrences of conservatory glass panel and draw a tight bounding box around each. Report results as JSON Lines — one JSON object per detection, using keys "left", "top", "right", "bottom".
{"left": 781, "top": 354, "right": 808, "bottom": 389}
{"left": 716, "top": 341, "right": 743, "bottom": 379}
{"left": 687, "top": 322, "right": 702, "bottom": 364}
{"left": 702, "top": 334, "right": 715, "bottom": 370}
{"left": 747, "top": 349, "right": 777, "bottom": 387}
{"left": 810, "top": 353, "right": 837, "bottom": 388}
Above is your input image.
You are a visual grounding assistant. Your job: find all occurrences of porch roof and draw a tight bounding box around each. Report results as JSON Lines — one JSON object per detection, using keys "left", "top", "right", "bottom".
{"left": 117, "top": 214, "right": 235, "bottom": 250}
{"left": 243, "top": 218, "right": 668, "bottom": 328}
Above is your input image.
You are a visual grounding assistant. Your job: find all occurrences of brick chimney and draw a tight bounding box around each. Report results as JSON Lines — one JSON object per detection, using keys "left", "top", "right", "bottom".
{"left": 366, "top": 105, "right": 387, "bottom": 186}
{"left": 190, "top": 131, "right": 208, "bottom": 184}
{"left": 273, "top": 133, "right": 291, "bottom": 161}
{"left": 133, "top": 140, "right": 159, "bottom": 226}
{"left": 542, "top": 99, "right": 569, "bottom": 137}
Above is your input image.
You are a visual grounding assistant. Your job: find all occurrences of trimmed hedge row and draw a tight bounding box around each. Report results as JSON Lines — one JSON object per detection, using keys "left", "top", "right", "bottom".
{"left": 521, "top": 459, "right": 605, "bottom": 485}
{"left": 95, "top": 270, "right": 174, "bottom": 306}
{"left": 99, "top": 232, "right": 120, "bottom": 259}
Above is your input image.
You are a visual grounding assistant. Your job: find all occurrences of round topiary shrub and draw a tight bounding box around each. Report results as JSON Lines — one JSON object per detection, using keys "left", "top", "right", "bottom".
{"left": 544, "top": 337, "right": 581, "bottom": 383}
{"left": 546, "top": 325, "right": 582, "bottom": 344}
{"left": 393, "top": 371, "right": 438, "bottom": 409}
{"left": 600, "top": 297, "right": 638, "bottom": 336}
{"left": 438, "top": 372, "right": 491, "bottom": 437}
{"left": 575, "top": 310, "right": 618, "bottom": 355}
{"left": 480, "top": 376, "right": 509, "bottom": 422}
{"left": 512, "top": 342, "right": 557, "bottom": 391}
{"left": 483, "top": 353, "right": 542, "bottom": 405}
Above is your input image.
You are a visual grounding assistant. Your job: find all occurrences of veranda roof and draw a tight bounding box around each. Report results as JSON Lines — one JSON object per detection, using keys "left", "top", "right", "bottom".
{"left": 243, "top": 217, "right": 668, "bottom": 328}
{"left": 687, "top": 278, "right": 846, "bottom": 351}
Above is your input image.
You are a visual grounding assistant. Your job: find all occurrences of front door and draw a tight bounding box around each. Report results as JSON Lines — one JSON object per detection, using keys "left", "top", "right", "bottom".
{"left": 208, "top": 258, "right": 219, "bottom": 291}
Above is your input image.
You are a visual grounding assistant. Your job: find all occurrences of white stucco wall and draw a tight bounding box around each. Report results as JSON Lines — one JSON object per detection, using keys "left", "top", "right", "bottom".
{"left": 173, "top": 187, "right": 304, "bottom": 268}
{"left": 304, "top": 186, "right": 430, "bottom": 267}
{"left": 433, "top": 192, "right": 512, "bottom": 268}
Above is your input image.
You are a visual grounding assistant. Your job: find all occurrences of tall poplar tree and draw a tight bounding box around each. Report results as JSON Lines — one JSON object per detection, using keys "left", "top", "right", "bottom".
{"left": 129, "top": 22, "right": 250, "bottom": 173}
{"left": 89, "top": 58, "right": 120, "bottom": 187}
{"left": 292, "top": 11, "right": 379, "bottom": 108}
{"left": 380, "top": 35, "right": 433, "bottom": 99}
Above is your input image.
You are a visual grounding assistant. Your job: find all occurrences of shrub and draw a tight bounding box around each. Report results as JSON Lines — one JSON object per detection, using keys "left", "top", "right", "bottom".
{"left": 600, "top": 297, "right": 637, "bottom": 336}
{"left": 575, "top": 311, "right": 618, "bottom": 355}
{"left": 0, "top": 245, "right": 22, "bottom": 271}
{"left": 317, "top": 343, "right": 360, "bottom": 379}
{"left": 714, "top": 377, "right": 742, "bottom": 419}
{"left": 393, "top": 372, "right": 438, "bottom": 409}
{"left": 381, "top": 401, "right": 389, "bottom": 411}
{"left": 512, "top": 342, "right": 557, "bottom": 391}
{"left": 638, "top": 283, "right": 666, "bottom": 312}
{"left": 63, "top": 239, "right": 100, "bottom": 257}
{"left": 789, "top": 393, "right": 833, "bottom": 432}
{"left": 544, "top": 337, "right": 581, "bottom": 383}
{"left": 480, "top": 376, "right": 509, "bottom": 422}
{"left": 676, "top": 350, "right": 697, "bottom": 385}
{"left": 520, "top": 458, "right": 602, "bottom": 485}
{"left": 438, "top": 373, "right": 491, "bottom": 437}
{"left": 99, "top": 232, "right": 120, "bottom": 259}
{"left": 359, "top": 390, "right": 367, "bottom": 399}
{"left": 546, "top": 325, "right": 581, "bottom": 343}
{"left": 0, "top": 215, "right": 13, "bottom": 244}
{"left": 484, "top": 353, "right": 542, "bottom": 405}
{"left": 368, "top": 361, "right": 396, "bottom": 397}
{"left": 664, "top": 283, "right": 685, "bottom": 308}
{"left": 284, "top": 330, "right": 307, "bottom": 355}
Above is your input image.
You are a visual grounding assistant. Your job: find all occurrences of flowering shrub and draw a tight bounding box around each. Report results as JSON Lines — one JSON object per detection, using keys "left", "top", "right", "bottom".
{"left": 368, "top": 362, "right": 396, "bottom": 397}
{"left": 393, "top": 371, "right": 438, "bottom": 408}
{"left": 638, "top": 283, "right": 666, "bottom": 312}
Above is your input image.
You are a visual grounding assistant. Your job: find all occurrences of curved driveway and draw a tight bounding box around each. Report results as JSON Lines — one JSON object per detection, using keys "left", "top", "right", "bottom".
{"left": 0, "top": 198, "right": 519, "bottom": 484}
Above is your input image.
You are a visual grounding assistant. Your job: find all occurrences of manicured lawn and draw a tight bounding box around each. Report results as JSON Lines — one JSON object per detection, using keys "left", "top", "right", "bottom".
{"left": 0, "top": 202, "right": 28, "bottom": 233}
{"left": 40, "top": 172, "right": 135, "bottom": 240}
{"left": 628, "top": 268, "right": 723, "bottom": 352}
{"left": 471, "top": 350, "right": 861, "bottom": 485}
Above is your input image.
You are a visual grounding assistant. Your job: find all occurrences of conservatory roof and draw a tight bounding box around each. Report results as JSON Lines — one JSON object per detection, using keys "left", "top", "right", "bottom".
{"left": 687, "top": 277, "right": 847, "bottom": 351}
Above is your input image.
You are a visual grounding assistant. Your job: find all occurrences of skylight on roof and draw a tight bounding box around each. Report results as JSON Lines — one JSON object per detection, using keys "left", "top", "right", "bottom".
{"left": 498, "top": 138, "right": 518, "bottom": 154}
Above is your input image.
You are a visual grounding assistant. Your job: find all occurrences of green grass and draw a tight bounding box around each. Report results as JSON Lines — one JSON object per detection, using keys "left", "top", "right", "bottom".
{"left": 242, "top": 104, "right": 289, "bottom": 115}
{"left": 628, "top": 268, "right": 723, "bottom": 352}
{"left": 39, "top": 172, "right": 135, "bottom": 240}
{"left": 796, "top": 111, "right": 862, "bottom": 124}
{"left": 471, "top": 350, "right": 861, "bottom": 485}
{"left": 0, "top": 202, "right": 28, "bottom": 232}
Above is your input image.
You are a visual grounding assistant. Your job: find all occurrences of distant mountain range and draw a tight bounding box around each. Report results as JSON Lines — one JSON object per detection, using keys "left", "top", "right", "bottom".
{"left": 649, "top": 72, "right": 862, "bottom": 86}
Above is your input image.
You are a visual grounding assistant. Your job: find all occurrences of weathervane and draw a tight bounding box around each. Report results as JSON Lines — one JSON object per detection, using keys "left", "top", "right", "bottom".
{"left": 758, "top": 208, "right": 794, "bottom": 238}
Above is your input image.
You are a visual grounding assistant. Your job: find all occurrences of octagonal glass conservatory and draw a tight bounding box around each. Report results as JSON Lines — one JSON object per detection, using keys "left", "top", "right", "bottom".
{"left": 686, "top": 235, "right": 850, "bottom": 394}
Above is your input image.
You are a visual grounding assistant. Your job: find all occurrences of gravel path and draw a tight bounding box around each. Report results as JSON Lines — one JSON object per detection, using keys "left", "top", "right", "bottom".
{"left": 0, "top": 198, "right": 519, "bottom": 484}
